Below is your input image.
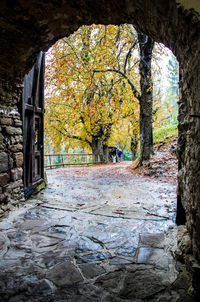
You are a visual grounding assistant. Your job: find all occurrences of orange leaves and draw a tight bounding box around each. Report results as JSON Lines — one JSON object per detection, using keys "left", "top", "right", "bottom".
{"left": 45, "top": 24, "right": 141, "bottom": 152}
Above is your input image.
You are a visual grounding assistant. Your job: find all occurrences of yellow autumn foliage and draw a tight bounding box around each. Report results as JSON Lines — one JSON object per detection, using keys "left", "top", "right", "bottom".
{"left": 45, "top": 24, "right": 140, "bottom": 152}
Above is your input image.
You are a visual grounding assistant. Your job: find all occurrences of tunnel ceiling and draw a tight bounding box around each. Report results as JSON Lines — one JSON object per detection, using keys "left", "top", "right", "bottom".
{"left": 0, "top": 0, "right": 199, "bottom": 100}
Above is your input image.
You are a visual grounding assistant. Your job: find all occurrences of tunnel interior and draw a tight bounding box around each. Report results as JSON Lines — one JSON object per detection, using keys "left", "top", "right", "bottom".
{"left": 0, "top": 0, "right": 200, "bottom": 297}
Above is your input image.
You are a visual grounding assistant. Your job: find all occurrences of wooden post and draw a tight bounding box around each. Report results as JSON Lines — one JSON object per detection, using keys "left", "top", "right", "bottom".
{"left": 61, "top": 154, "right": 64, "bottom": 167}
{"left": 49, "top": 155, "right": 52, "bottom": 169}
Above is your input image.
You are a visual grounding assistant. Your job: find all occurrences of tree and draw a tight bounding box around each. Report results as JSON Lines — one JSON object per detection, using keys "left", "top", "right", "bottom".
{"left": 45, "top": 25, "right": 139, "bottom": 162}
{"left": 152, "top": 45, "right": 179, "bottom": 129}
{"left": 94, "top": 25, "right": 155, "bottom": 164}
{"left": 136, "top": 28, "right": 154, "bottom": 164}
{"left": 45, "top": 25, "right": 155, "bottom": 164}
{"left": 165, "top": 54, "right": 179, "bottom": 124}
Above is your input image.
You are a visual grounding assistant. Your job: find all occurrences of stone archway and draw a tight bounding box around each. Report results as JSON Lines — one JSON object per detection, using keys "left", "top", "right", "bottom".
{"left": 0, "top": 0, "right": 200, "bottom": 294}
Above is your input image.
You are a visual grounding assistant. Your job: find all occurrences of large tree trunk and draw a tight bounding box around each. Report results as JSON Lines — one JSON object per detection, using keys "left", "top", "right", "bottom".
{"left": 136, "top": 30, "right": 154, "bottom": 164}
{"left": 97, "top": 138, "right": 104, "bottom": 162}
{"left": 131, "top": 135, "right": 138, "bottom": 161}
{"left": 91, "top": 136, "right": 99, "bottom": 162}
{"left": 91, "top": 136, "right": 108, "bottom": 163}
{"left": 103, "top": 144, "right": 109, "bottom": 163}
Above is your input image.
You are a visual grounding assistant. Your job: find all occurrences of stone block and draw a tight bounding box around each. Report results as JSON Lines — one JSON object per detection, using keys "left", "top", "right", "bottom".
{"left": 5, "top": 180, "right": 23, "bottom": 192}
{"left": 0, "top": 133, "right": 3, "bottom": 143}
{"left": 79, "top": 263, "right": 105, "bottom": 279}
{"left": 109, "top": 257, "right": 132, "bottom": 265}
{"left": 140, "top": 233, "right": 165, "bottom": 248}
{"left": 10, "top": 136, "right": 15, "bottom": 145}
{"left": 9, "top": 156, "right": 13, "bottom": 169}
{"left": 5, "top": 126, "right": 22, "bottom": 135}
{"left": 0, "top": 117, "right": 12, "bottom": 126}
{"left": 0, "top": 172, "right": 10, "bottom": 186}
{"left": 14, "top": 119, "right": 22, "bottom": 127}
{"left": 47, "top": 261, "right": 83, "bottom": 286}
{"left": 14, "top": 152, "right": 23, "bottom": 167}
{"left": 10, "top": 168, "right": 22, "bottom": 181}
{"left": 119, "top": 270, "right": 165, "bottom": 299}
{"left": 15, "top": 135, "right": 23, "bottom": 143}
{"left": 0, "top": 152, "right": 9, "bottom": 172}
{"left": 137, "top": 247, "right": 169, "bottom": 269}
{"left": 115, "top": 243, "right": 137, "bottom": 257}
{"left": 28, "top": 279, "right": 55, "bottom": 295}
{"left": 9, "top": 143, "right": 23, "bottom": 152}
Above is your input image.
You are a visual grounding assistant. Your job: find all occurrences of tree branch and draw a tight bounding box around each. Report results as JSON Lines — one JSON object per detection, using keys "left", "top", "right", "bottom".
{"left": 93, "top": 68, "right": 141, "bottom": 101}
{"left": 63, "top": 39, "right": 84, "bottom": 68}
{"left": 124, "top": 41, "right": 138, "bottom": 74}
{"left": 51, "top": 123, "right": 92, "bottom": 147}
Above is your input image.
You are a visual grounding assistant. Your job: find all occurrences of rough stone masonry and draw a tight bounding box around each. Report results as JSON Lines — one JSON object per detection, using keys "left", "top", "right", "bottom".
{"left": 0, "top": 0, "right": 200, "bottom": 297}
{"left": 0, "top": 110, "right": 24, "bottom": 215}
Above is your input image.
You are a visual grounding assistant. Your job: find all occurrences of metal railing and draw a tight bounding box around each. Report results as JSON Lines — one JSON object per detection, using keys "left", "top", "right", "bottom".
{"left": 44, "top": 153, "right": 101, "bottom": 169}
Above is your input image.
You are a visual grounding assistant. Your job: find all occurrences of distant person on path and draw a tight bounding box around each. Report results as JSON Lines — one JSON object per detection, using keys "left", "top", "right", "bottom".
{"left": 111, "top": 147, "right": 117, "bottom": 163}
{"left": 117, "top": 149, "right": 123, "bottom": 162}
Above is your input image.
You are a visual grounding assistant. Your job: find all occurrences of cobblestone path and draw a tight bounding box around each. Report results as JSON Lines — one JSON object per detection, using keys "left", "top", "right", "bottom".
{"left": 0, "top": 162, "right": 194, "bottom": 301}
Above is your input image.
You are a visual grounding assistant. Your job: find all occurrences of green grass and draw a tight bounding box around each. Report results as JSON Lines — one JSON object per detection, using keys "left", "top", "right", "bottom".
{"left": 153, "top": 123, "right": 178, "bottom": 145}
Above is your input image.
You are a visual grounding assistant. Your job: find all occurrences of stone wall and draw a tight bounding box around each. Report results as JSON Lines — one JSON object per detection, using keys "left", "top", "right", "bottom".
{"left": 0, "top": 106, "right": 24, "bottom": 216}
{"left": 176, "top": 48, "right": 200, "bottom": 292}
{"left": 179, "top": 59, "right": 200, "bottom": 259}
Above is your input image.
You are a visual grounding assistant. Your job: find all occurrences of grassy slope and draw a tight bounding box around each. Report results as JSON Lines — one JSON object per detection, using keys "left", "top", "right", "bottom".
{"left": 153, "top": 123, "right": 178, "bottom": 145}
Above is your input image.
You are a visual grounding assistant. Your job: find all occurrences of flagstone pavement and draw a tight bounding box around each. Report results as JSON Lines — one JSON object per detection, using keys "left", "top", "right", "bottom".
{"left": 0, "top": 162, "right": 195, "bottom": 301}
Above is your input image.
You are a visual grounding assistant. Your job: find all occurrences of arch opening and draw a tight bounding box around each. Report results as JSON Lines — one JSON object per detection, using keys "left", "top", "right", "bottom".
{"left": 42, "top": 23, "right": 181, "bottom": 228}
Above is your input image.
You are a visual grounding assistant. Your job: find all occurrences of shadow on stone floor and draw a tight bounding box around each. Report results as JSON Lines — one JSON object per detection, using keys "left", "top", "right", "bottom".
{"left": 0, "top": 163, "right": 196, "bottom": 301}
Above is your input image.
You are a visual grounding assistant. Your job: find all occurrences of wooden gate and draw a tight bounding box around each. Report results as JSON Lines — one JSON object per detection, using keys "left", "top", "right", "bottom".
{"left": 22, "top": 52, "right": 45, "bottom": 198}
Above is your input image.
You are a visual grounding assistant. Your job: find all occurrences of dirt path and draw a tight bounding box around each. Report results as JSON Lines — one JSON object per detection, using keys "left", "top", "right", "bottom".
{"left": 0, "top": 161, "right": 194, "bottom": 301}
{"left": 130, "top": 138, "right": 178, "bottom": 184}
